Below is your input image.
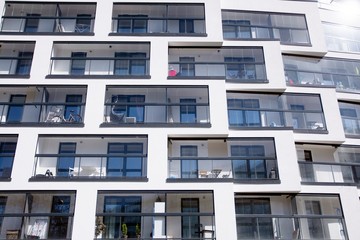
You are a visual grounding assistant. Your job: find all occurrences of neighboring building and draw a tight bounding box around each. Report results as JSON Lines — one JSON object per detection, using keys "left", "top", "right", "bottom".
{"left": 0, "top": 0, "right": 359, "bottom": 239}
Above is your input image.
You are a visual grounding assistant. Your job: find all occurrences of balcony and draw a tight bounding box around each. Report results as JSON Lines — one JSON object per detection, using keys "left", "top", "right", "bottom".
{"left": 283, "top": 55, "right": 360, "bottom": 93}
{"left": 0, "top": 135, "right": 17, "bottom": 181}
{"left": 95, "top": 191, "right": 215, "bottom": 239}
{"left": 0, "top": 2, "right": 96, "bottom": 34}
{"left": 102, "top": 86, "right": 210, "bottom": 127}
{"left": 168, "top": 47, "right": 267, "bottom": 82}
{"left": 339, "top": 101, "right": 360, "bottom": 137}
{"left": 30, "top": 135, "right": 148, "bottom": 181}
{"left": 227, "top": 92, "right": 327, "bottom": 133}
{"left": 0, "top": 191, "right": 75, "bottom": 239}
{"left": 235, "top": 195, "right": 348, "bottom": 240}
{"left": 222, "top": 10, "right": 310, "bottom": 45}
{"left": 110, "top": 3, "right": 206, "bottom": 36}
{"left": 0, "top": 86, "right": 86, "bottom": 126}
{"left": 47, "top": 42, "right": 150, "bottom": 78}
{"left": 323, "top": 22, "right": 360, "bottom": 54}
{"left": 0, "top": 42, "right": 35, "bottom": 78}
{"left": 297, "top": 144, "right": 360, "bottom": 185}
{"left": 168, "top": 138, "right": 279, "bottom": 183}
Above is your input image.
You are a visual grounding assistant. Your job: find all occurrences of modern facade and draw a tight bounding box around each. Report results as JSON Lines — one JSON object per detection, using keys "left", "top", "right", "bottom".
{"left": 0, "top": 0, "right": 359, "bottom": 239}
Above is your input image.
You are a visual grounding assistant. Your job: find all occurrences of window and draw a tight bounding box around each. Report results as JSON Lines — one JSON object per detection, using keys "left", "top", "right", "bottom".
{"left": 179, "top": 57, "right": 195, "bottom": 76}
{"left": 15, "top": 52, "right": 33, "bottom": 75}
{"left": 0, "top": 142, "right": 16, "bottom": 178}
{"left": 24, "top": 14, "right": 40, "bottom": 32}
{"left": 180, "top": 99, "right": 197, "bottom": 123}
{"left": 231, "top": 145, "right": 267, "bottom": 179}
{"left": 57, "top": 143, "right": 76, "bottom": 177}
{"left": 117, "top": 15, "right": 147, "bottom": 33}
{"left": 48, "top": 196, "right": 71, "bottom": 239}
{"left": 235, "top": 198, "right": 273, "bottom": 239}
{"left": 305, "top": 200, "right": 324, "bottom": 239}
{"left": 75, "top": 14, "right": 91, "bottom": 33}
{"left": 104, "top": 196, "right": 141, "bottom": 238}
{"left": 227, "top": 99, "right": 261, "bottom": 127}
{"left": 64, "top": 95, "right": 82, "bottom": 120}
{"left": 225, "top": 57, "right": 256, "bottom": 80}
{"left": 290, "top": 104, "right": 305, "bottom": 129}
{"left": 70, "top": 52, "right": 87, "bottom": 75}
{"left": 111, "top": 95, "right": 145, "bottom": 123}
{"left": 181, "top": 198, "right": 200, "bottom": 238}
{"left": 304, "top": 150, "right": 312, "bottom": 162}
{"left": 179, "top": 19, "right": 194, "bottom": 33}
{"left": 114, "top": 52, "right": 147, "bottom": 75}
{"left": 7, "top": 95, "right": 26, "bottom": 123}
{"left": 107, "top": 143, "right": 143, "bottom": 177}
{"left": 0, "top": 197, "right": 6, "bottom": 228}
{"left": 222, "top": 20, "right": 251, "bottom": 39}
{"left": 181, "top": 146, "right": 198, "bottom": 178}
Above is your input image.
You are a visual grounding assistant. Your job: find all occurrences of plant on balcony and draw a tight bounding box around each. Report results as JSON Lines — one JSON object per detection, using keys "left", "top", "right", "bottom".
{"left": 95, "top": 216, "right": 106, "bottom": 238}
{"left": 135, "top": 223, "right": 141, "bottom": 239}
{"left": 121, "top": 223, "right": 128, "bottom": 239}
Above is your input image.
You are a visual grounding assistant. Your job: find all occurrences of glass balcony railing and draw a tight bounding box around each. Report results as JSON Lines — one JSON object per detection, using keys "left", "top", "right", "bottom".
{"left": 167, "top": 63, "right": 266, "bottom": 81}
{"left": 111, "top": 18, "right": 206, "bottom": 35}
{"left": 168, "top": 157, "right": 278, "bottom": 180}
{"left": 0, "top": 16, "right": 94, "bottom": 33}
{"left": 32, "top": 155, "right": 147, "bottom": 179}
{"left": 0, "top": 215, "right": 74, "bottom": 239}
{"left": 228, "top": 109, "right": 326, "bottom": 131}
{"left": 299, "top": 162, "right": 359, "bottom": 184}
{"left": 104, "top": 103, "right": 210, "bottom": 125}
{"left": 49, "top": 57, "right": 150, "bottom": 77}
{"left": 0, "top": 56, "right": 33, "bottom": 76}
{"left": 0, "top": 103, "right": 85, "bottom": 124}
{"left": 95, "top": 214, "right": 215, "bottom": 240}
{"left": 285, "top": 70, "right": 360, "bottom": 91}
{"left": 236, "top": 215, "right": 347, "bottom": 240}
{"left": 223, "top": 26, "right": 310, "bottom": 45}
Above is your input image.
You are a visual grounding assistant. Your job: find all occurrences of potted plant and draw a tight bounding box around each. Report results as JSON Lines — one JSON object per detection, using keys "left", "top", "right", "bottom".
{"left": 95, "top": 216, "right": 106, "bottom": 238}
{"left": 135, "top": 223, "right": 141, "bottom": 239}
{"left": 121, "top": 223, "right": 128, "bottom": 239}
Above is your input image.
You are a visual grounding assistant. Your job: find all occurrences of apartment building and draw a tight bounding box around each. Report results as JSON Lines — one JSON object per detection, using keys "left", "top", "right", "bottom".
{"left": 0, "top": 0, "right": 359, "bottom": 239}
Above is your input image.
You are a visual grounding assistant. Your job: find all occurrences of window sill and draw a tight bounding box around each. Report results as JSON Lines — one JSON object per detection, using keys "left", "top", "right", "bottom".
{"left": 100, "top": 122, "right": 211, "bottom": 128}
{"left": 29, "top": 176, "right": 148, "bottom": 182}
{"left": 46, "top": 74, "right": 151, "bottom": 79}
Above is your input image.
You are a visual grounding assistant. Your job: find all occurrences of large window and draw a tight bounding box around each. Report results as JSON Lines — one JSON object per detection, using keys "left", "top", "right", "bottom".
{"left": 24, "top": 13, "right": 40, "bottom": 32}
{"left": 179, "top": 57, "right": 195, "bottom": 76}
{"left": 339, "top": 102, "right": 360, "bottom": 135}
{"left": 117, "top": 15, "right": 147, "bottom": 33}
{"left": 180, "top": 99, "right": 197, "bottom": 123}
{"left": 0, "top": 142, "right": 16, "bottom": 178}
{"left": 104, "top": 196, "right": 141, "bottom": 238}
{"left": 227, "top": 99, "right": 261, "bottom": 127}
{"left": 75, "top": 14, "right": 91, "bottom": 33}
{"left": 179, "top": 19, "right": 194, "bottom": 33}
{"left": 57, "top": 143, "right": 76, "bottom": 177}
{"left": 7, "top": 95, "right": 26, "bottom": 123}
{"left": 181, "top": 198, "right": 200, "bottom": 238}
{"left": 114, "top": 52, "right": 147, "bottom": 76}
{"left": 231, "top": 145, "right": 267, "bottom": 179}
{"left": 222, "top": 10, "right": 310, "bottom": 45}
{"left": 225, "top": 57, "right": 256, "bottom": 80}
{"left": 235, "top": 198, "right": 273, "bottom": 239}
{"left": 181, "top": 146, "right": 198, "bottom": 178}
{"left": 70, "top": 52, "right": 87, "bottom": 75}
{"left": 111, "top": 95, "right": 145, "bottom": 123}
{"left": 64, "top": 95, "right": 82, "bottom": 120}
{"left": 15, "top": 52, "right": 33, "bottom": 75}
{"left": 48, "top": 196, "right": 71, "bottom": 239}
{"left": 107, "top": 143, "right": 143, "bottom": 177}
